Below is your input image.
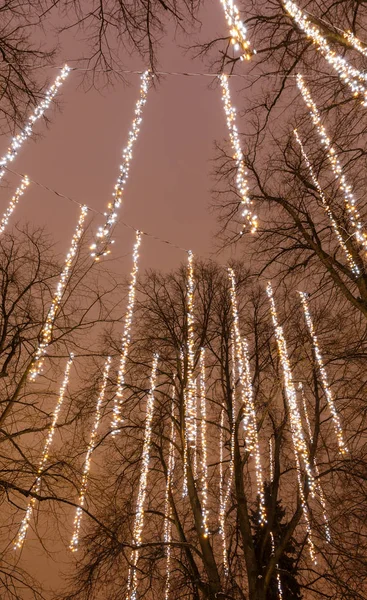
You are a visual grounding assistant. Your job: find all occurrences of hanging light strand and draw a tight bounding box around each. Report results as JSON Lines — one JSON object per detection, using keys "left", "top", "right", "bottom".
{"left": 185, "top": 251, "right": 197, "bottom": 453}
{"left": 29, "top": 205, "right": 88, "bottom": 380}
{"left": 164, "top": 389, "right": 176, "bottom": 600}
{"left": 297, "top": 74, "right": 367, "bottom": 253}
{"left": 219, "top": 75, "right": 257, "bottom": 234}
{"left": 111, "top": 231, "right": 142, "bottom": 434}
{"left": 91, "top": 71, "right": 152, "bottom": 259}
{"left": 14, "top": 355, "right": 74, "bottom": 549}
{"left": 270, "top": 531, "right": 283, "bottom": 600}
{"left": 181, "top": 349, "right": 189, "bottom": 498}
{"left": 0, "top": 176, "right": 30, "bottom": 236}
{"left": 269, "top": 437, "right": 274, "bottom": 481}
{"left": 199, "top": 348, "right": 209, "bottom": 537}
{"left": 69, "top": 356, "right": 111, "bottom": 552}
{"left": 219, "top": 0, "right": 254, "bottom": 60}
{"left": 293, "top": 129, "right": 360, "bottom": 276}
{"left": 218, "top": 404, "right": 229, "bottom": 574}
{"left": 298, "top": 292, "right": 347, "bottom": 454}
{"left": 0, "top": 65, "right": 70, "bottom": 183}
{"left": 126, "top": 353, "right": 158, "bottom": 600}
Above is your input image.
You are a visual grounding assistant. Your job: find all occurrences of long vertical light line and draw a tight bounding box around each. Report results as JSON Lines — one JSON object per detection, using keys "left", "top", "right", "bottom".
{"left": 91, "top": 71, "right": 151, "bottom": 259}
{"left": 69, "top": 356, "right": 111, "bottom": 552}
{"left": 164, "top": 388, "right": 176, "bottom": 600}
{"left": 297, "top": 74, "right": 367, "bottom": 253}
{"left": 0, "top": 65, "right": 70, "bottom": 183}
{"left": 199, "top": 348, "right": 209, "bottom": 537}
{"left": 0, "top": 176, "right": 30, "bottom": 235}
{"left": 111, "top": 231, "right": 142, "bottom": 434}
{"left": 126, "top": 353, "right": 158, "bottom": 600}
{"left": 270, "top": 531, "right": 283, "bottom": 600}
{"left": 218, "top": 404, "right": 229, "bottom": 574}
{"left": 185, "top": 251, "right": 197, "bottom": 454}
{"left": 14, "top": 356, "right": 74, "bottom": 549}
{"left": 181, "top": 348, "right": 188, "bottom": 498}
{"left": 219, "top": 0, "right": 253, "bottom": 60}
{"left": 29, "top": 206, "right": 88, "bottom": 380}
{"left": 269, "top": 437, "right": 274, "bottom": 481}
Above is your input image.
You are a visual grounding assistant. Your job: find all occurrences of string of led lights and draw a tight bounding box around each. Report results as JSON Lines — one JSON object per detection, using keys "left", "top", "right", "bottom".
{"left": 270, "top": 531, "right": 283, "bottom": 600}
{"left": 218, "top": 404, "right": 229, "bottom": 574}
{"left": 29, "top": 205, "right": 88, "bottom": 380}
{"left": 185, "top": 251, "right": 197, "bottom": 460}
{"left": 284, "top": 1, "right": 367, "bottom": 103}
{"left": 0, "top": 176, "right": 30, "bottom": 236}
{"left": 111, "top": 231, "right": 142, "bottom": 434}
{"left": 219, "top": 74, "right": 257, "bottom": 235}
{"left": 199, "top": 348, "right": 209, "bottom": 538}
{"left": 164, "top": 389, "right": 176, "bottom": 600}
{"left": 343, "top": 30, "right": 367, "bottom": 58}
{"left": 293, "top": 129, "right": 360, "bottom": 276}
{"left": 269, "top": 437, "right": 274, "bottom": 481}
{"left": 298, "top": 292, "right": 347, "bottom": 454}
{"left": 0, "top": 65, "right": 70, "bottom": 184}
{"left": 181, "top": 348, "right": 189, "bottom": 498}
{"left": 219, "top": 0, "right": 254, "bottom": 60}
{"left": 14, "top": 356, "right": 74, "bottom": 549}
{"left": 193, "top": 379, "right": 198, "bottom": 481}
{"left": 297, "top": 75, "right": 367, "bottom": 254}
{"left": 69, "top": 356, "right": 111, "bottom": 552}
{"left": 91, "top": 71, "right": 152, "bottom": 260}
{"left": 126, "top": 353, "right": 159, "bottom": 600}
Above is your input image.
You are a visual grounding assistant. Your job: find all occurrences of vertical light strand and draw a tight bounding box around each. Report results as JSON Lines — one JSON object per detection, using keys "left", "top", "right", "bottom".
{"left": 14, "top": 355, "right": 74, "bottom": 549}
{"left": 29, "top": 205, "right": 88, "bottom": 380}
{"left": 284, "top": 2, "right": 367, "bottom": 103}
{"left": 298, "top": 292, "right": 347, "bottom": 454}
{"left": 298, "top": 382, "right": 331, "bottom": 542}
{"left": 297, "top": 74, "right": 367, "bottom": 253}
{"left": 69, "top": 356, "right": 111, "bottom": 552}
{"left": 164, "top": 387, "right": 176, "bottom": 600}
{"left": 199, "top": 348, "right": 209, "bottom": 537}
{"left": 269, "top": 437, "right": 274, "bottom": 481}
{"left": 111, "top": 231, "right": 142, "bottom": 434}
{"left": 295, "top": 451, "right": 316, "bottom": 562}
{"left": 126, "top": 353, "right": 158, "bottom": 600}
{"left": 270, "top": 531, "right": 283, "bottom": 600}
{"left": 193, "top": 378, "right": 198, "bottom": 480}
{"left": 218, "top": 404, "right": 229, "bottom": 575}
{"left": 181, "top": 348, "right": 188, "bottom": 498}
{"left": 0, "top": 65, "right": 70, "bottom": 183}
{"left": 0, "top": 176, "right": 30, "bottom": 235}
{"left": 185, "top": 251, "right": 197, "bottom": 457}
{"left": 91, "top": 71, "right": 151, "bottom": 259}
{"left": 219, "top": 75, "right": 257, "bottom": 234}
{"left": 293, "top": 128, "right": 360, "bottom": 276}
{"left": 219, "top": 0, "right": 253, "bottom": 60}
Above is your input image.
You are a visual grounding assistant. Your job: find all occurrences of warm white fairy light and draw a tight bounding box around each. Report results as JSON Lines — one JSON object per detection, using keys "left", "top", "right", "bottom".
{"left": 199, "top": 348, "right": 209, "bottom": 537}
{"left": 185, "top": 251, "right": 197, "bottom": 455}
{"left": 297, "top": 74, "right": 367, "bottom": 254}
{"left": 91, "top": 71, "right": 151, "bottom": 259}
{"left": 270, "top": 531, "right": 283, "bottom": 600}
{"left": 269, "top": 437, "right": 274, "bottom": 481}
{"left": 111, "top": 231, "right": 142, "bottom": 434}
{"left": 218, "top": 405, "right": 228, "bottom": 574}
{"left": 181, "top": 349, "right": 189, "bottom": 499}
{"left": 284, "top": 2, "right": 367, "bottom": 104}
{"left": 344, "top": 30, "right": 367, "bottom": 59}
{"left": 164, "top": 389, "right": 176, "bottom": 600}
{"left": 126, "top": 353, "right": 158, "bottom": 600}
{"left": 0, "top": 66, "right": 70, "bottom": 184}
{"left": 0, "top": 176, "right": 30, "bottom": 235}
{"left": 219, "top": 75, "right": 257, "bottom": 235}
{"left": 298, "top": 292, "right": 347, "bottom": 454}
{"left": 220, "top": 0, "right": 254, "bottom": 60}
{"left": 29, "top": 206, "right": 88, "bottom": 380}
{"left": 293, "top": 129, "right": 360, "bottom": 276}
{"left": 295, "top": 451, "right": 316, "bottom": 562}
{"left": 14, "top": 356, "right": 74, "bottom": 549}
{"left": 70, "top": 356, "right": 111, "bottom": 552}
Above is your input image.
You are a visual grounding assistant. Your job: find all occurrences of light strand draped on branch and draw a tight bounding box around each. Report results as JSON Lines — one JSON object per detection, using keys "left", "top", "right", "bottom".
{"left": 219, "top": 404, "right": 229, "bottom": 574}
{"left": 14, "top": 355, "right": 74, "bottom": 549}
{"left": 69, "top": 356, "right": 111, "bottom": 552}
{"left": 219, "top": 0, "right": 254, "bottom": 60}
{"left": 181, "top": 347, "right": 189, "bottom": 498}
{"left": 164, "top": 388, "right": 176, "bottom": 600}
{"left": 199, "top": 348, "right": 209, "bottom": 537}
{"left": 270, "top": 531, "right": 284, "bottom": 600}
{"left": 91, "top": 71, "right": 152, "bottom": 259}
{"left": 0, "top": 65, "right": 70, "bottom": 183}
{"left": 185, "top": 251, "right": 197, "bottom": 455}
{"left": 343, "top": 30, "right": 367, "bottom": 58}
{"left": 0, "top": 176, "right": 30, "bottom": 236}
{"left": 29, "top": 206, "right": 88, "bottom": 380}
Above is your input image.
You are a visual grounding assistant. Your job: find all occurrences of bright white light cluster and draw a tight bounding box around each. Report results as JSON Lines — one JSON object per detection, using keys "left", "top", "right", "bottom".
{"left": 199, "top": 348, "right": 209, "bottom": 538}
{"left": 111, "top": 231, "right": 142, "bottom": 434}
{"left": 219, "top": 404, "right": 229, "bottom": 574}
{"left": 14, "top": 356, "right": 74, "bottom": 549}
{"left": 293, "top": 129, "right": 360, "bottom": 276}
{"left": 284, "top": 1, "right": 367, "bottom": 103}
{"left": 185, "top": 252, "right": 197, "bottom": 454}
{"left": 219, "top": 75, "right": 258, "bottom": 234}
{"left": 297, "top": 75, "right": 367, "bottom": 255}
{"left": 29, "top": 205, "right": 88, "bottom": 380}
{"left": 164, "top": 389, "right": 176, "bottom": 600}
{"left": 344, "top": 30, "right": 367, "bottom": 58}
{"left": 298, "top": 292, "right": 347, "bottom": 454}
{"left": 270, "top": 531, "right": 283, "bottom": 599}
{"left": 70, "top": 356, "right": 111, "bottom": 552}
{"left": 181, "top": 349, "right": 189, "bottom": 498}
{"left": 269, "top": 437, "right": 274, "bottom": 481}
{"left": 0, "top": 176, "right": 30, "bottom": 236}
{"left": 220, "top": 0, "right": 253, "bottom": 60}
{"left": 0, "top": 66, "right": 70, "bottom": 183}
{"left": 91, "top": 71, "right": 151, "bottom": 260}
{"left": 126, "top": 354, "right": 158, "bottom": 600}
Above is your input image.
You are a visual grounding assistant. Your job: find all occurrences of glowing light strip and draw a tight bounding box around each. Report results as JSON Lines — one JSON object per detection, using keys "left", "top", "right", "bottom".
{"left": 297, "top": 74, "right": 367, "bottom": 253}
{"left": 293, "top": 129, "right": 360, "bottom": 276}
{"left": 29, "top": 205, "right": 88, "bottom": 380}
{"left": 0, "top": 66, "right": 70, "bottom": 184}
{"left": 220, "top": 0, "right": 253, "bottom": 60}
{"left": 193, "top": 379, "right": 198, "bottom": 481}
{"left": 69, "top": 356, "right": 111, "bottom": 552}
{"left": 269, "top": 437, "right": 274, "bottom": 481}
{"left": 185, "top": 251, "right": 197, "bottom": 465}
{"left": 344, "top": 30, "right": 367, "bottom": 58}
{"left": 270, "top": 531, "right": 283, "bottom": 599}
{"left": 199, "top": 348, "right": 209, "bottom": 537}
{"left": 14, "top": 356, "right": 74, "bottom": 549}
{"left": 218, "top": 405, "right": 228, "bottom": 574}
{"left": 126, "top": 353, "right": 158, "bottom": 600}
{"left": 164, "top": 389, "right": 176, "bottom": 600}
{"left": 181, "top": 349, "right": 188, "bottom": 498}
{"left": 298, "top": 292, "right": 347, "bottom": 454}
{"left": 284, "top": 2, "right": 367, "bottom": 103}
{"left": 219, "top": 75, "right": 257, "bottom": 234}
{"left": 91, "top": 71, "right": 151, "bottom": 259}
{"left": 295, "top": 451, "right": 316, "bottom": 562}
{"left": 111, "top": 231, "right": 142, "bottom": 434}
{"left": 0, "top": 176, "right": 30, "bottom": 235}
